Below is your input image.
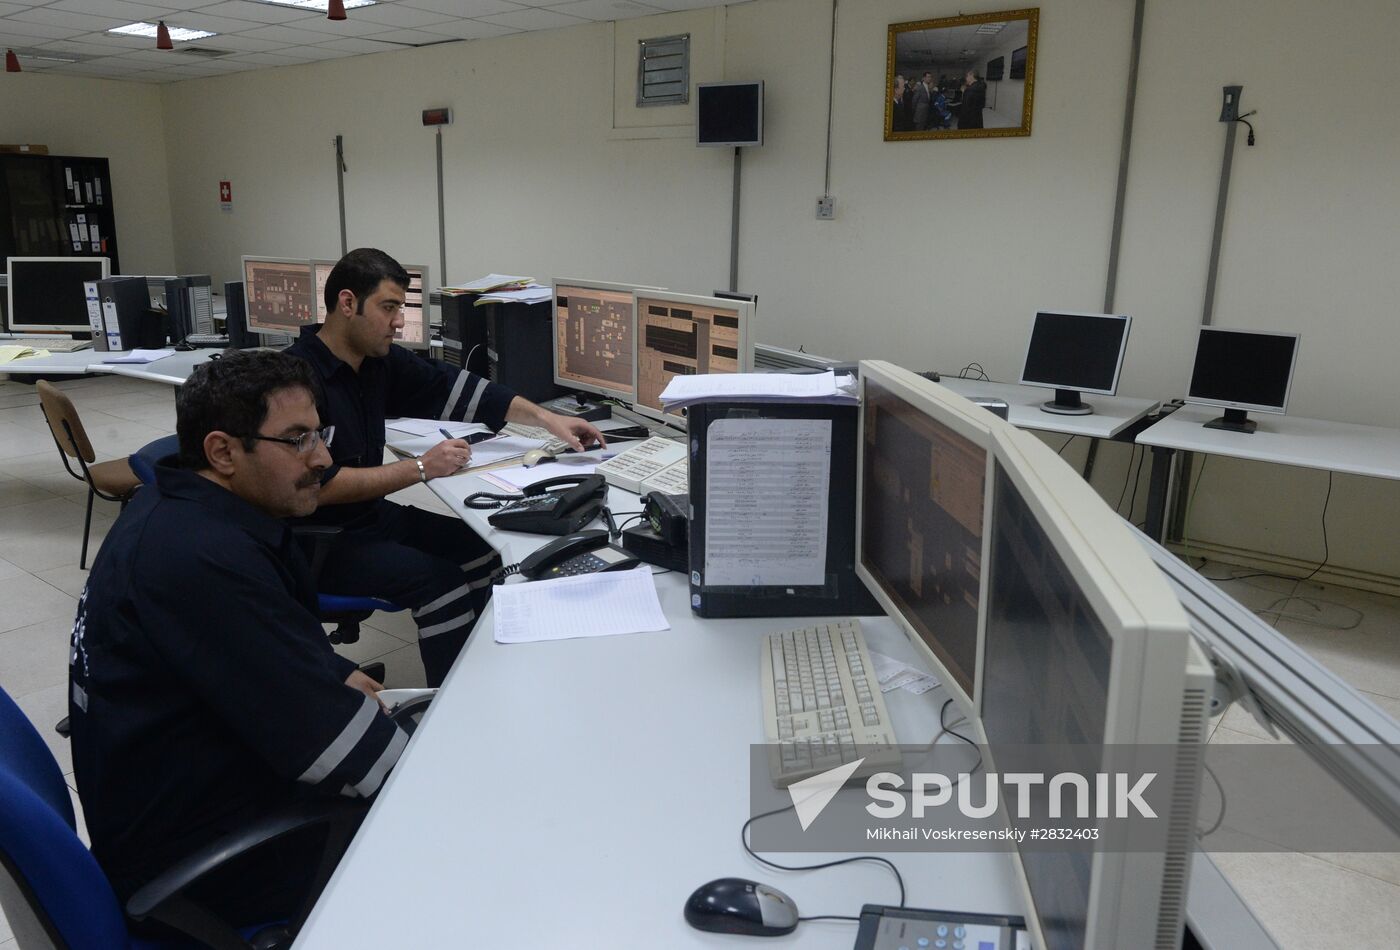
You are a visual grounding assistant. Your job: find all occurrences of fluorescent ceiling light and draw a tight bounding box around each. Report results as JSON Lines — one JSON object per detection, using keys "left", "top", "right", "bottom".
{"left": 109, "top": 22, "right": 217, "bottom": 42}
{"left": 975, "top": 23, "right": 1006, "bottom": 34}
{"left": 255, "top": 0, "right": 377, "bottom": 10}
{"left": 28, "top": 53, "right": 80, "bottom": 63}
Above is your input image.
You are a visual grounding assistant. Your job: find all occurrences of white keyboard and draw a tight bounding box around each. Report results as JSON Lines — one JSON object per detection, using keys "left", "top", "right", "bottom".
{"left": 761, "top": 619, "right": 903, "bottom": 786}
{"left": 501, "top": 421, "right": 570, "bottom": 454}
{"left": 5, "top": 336, "right": 92, "bottom": 352}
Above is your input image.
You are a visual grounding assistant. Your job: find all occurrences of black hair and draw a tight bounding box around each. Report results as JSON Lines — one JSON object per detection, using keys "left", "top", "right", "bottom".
{"left": 323, "top": 247, "right": 410, "bottom": 316}
{"left": 176, "top": 349, "right": 319, "bottom": 470}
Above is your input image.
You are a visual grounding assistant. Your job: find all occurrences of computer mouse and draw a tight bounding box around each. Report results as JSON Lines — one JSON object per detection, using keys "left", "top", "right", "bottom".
{"left": 683, "top": 878, "right": 799, "bottom": 937}
{"left": 521, "top": 449, "right": 557, "bottom": 468}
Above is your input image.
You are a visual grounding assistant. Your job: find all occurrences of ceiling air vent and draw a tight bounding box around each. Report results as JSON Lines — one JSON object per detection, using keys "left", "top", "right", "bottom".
{"left": 176, "top": 47, "right": 233, "bottom": 59}
{"left": 637, "top": 34, "right": 689, "bottom": 107}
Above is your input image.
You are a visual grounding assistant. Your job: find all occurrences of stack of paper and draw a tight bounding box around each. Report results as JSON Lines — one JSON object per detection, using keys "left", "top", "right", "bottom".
{"left": 493, "top": 566, "right": 669, "bottom": 643}
{"left": 101, "top": 349, "right": 175, "bottom": 364}
{"left": 471, "top": 284, "right": 552, "bottom": 307}
{"left": 658, "top": 369, "right": 857, "bottom": 410}
{"left": 440, "top": 273, "right": 534, "bottom": 295}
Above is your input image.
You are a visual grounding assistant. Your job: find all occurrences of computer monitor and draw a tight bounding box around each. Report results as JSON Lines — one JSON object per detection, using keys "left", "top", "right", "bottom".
{"left": 1186, "top": 326, "right": 1300, "bottom": 433}
{"left": 552, "top": 279, "right": 640, "bottom": 402}
{"left": 980, "top": 425, "right": 1212, "bottom": 950}
{"left": 854, "top": 360, "right": 1000, "bottom": 711}
{"left": 6, "top": 257, "right": 110, "bottom": 334}
{"left": 1019, "top": 310, "right": 1132, "bottom": 415}
{"left": 241, "top": 257, "right": 316, "bottom": 335}
{"left": 312, "top": 259, "right": 430, "bottom": 349}
{"left": 632, "top": 290, "right": 754, "bottom": 423}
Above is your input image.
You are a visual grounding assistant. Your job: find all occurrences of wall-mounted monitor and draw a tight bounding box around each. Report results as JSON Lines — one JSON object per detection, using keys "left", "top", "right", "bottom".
{"left": 1019, "top": 310, "right": 1132, "bottom": 416}
{"left": 1009, "top": 45, "right": 1028, "bottom": 80}
{"left": 986, "top": 55, "right": 1005, "bottom": 81}
{"left": 552, "top": 279, "right": 640, "bottom": 402}
{"left": 632, "top": 290, "right": 754, "bottom": 423}
{"left": 1186, "top": 326, "right": 1300, "bottom": 433}
{"left": 312, "top": 258, "right": 429, "bottom": 349}
{"left": 981, "top": 425, "right": 1212, "bottom": 950}
{"left": 697, "top": 81, "right": 764, "bottom": 148}
{"left": 855, "top": 360, "right": 1001, "bottom": 712}
{"left": 241, "top": 256, "right": 316, "bottom": 335}
{"left": 6, "top": 256, "right": 110, "bottom": 334}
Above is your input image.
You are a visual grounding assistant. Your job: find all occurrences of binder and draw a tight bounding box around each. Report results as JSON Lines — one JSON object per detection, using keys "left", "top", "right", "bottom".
{"left": 95, "top": 276, "right": 152, "bottom": 351}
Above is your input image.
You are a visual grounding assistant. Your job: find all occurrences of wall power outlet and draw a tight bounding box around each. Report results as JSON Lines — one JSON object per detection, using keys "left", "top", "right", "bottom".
{"left": 816, "top": 195, "right": 835, "bottom": 219}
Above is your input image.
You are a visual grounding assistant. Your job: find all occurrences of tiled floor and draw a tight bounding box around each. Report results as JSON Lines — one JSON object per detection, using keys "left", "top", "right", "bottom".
{"left": 1, "top": 374, "right": 1398, "bottom": 948}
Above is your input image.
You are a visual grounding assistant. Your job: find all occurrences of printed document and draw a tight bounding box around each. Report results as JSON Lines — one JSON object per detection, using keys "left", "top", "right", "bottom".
{"left": 703, "top": 418, "right": 831, "bottom": 587}
{"left": 493, "top": 566, "right": 668, "bottom": 643}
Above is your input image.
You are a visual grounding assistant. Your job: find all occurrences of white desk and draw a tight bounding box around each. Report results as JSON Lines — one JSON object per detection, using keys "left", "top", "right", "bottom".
{"left": 0, "top": 349, "right": 216, "bottom": 385}
{"left": 938, "top": 377, "right": 1159, "bottom": 441}
{"left": 1135, "top": 406, "right": 1400, "bottom": 540}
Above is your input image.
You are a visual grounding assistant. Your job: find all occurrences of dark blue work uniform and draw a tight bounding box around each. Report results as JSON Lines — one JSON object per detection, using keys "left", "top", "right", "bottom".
{"left": 285, "top": 333, "right": 516, "bottom": 686}
{"left": 68, "top": 462, "right": 408, "bottom": 928}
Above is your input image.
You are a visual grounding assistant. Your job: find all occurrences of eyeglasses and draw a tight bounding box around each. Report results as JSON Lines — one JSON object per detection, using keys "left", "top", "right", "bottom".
{"left": 241, "top": 425, "right": 335, "bottom": 454}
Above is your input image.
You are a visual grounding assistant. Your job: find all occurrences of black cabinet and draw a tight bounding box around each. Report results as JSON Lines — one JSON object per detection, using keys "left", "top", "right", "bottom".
{"left": 0, "top": 154, "right": 119, "bottom": 271}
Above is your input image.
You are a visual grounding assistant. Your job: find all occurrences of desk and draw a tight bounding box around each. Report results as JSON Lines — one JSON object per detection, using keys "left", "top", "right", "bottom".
{"left": 296, "top": 469, "right": 1026, "bottom": 947}
{"left": 1135, "top": 406, "right": 1400, "bottom": 541}
{"left": 0, "top": 349, "right": 215, "bottom": 386}
{"left": 937, "top": 377, "right": 1159, "bottom": 441}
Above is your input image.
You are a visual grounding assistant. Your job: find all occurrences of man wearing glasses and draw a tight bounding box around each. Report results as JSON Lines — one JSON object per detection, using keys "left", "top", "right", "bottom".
{"left": 68, "top": 349, "right": 406, "bottom": 937}
{"left": 286, "top": 247, "right": 605, "bottom": 687}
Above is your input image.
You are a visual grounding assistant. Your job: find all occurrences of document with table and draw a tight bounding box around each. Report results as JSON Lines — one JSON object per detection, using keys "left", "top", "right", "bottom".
{"left": 492, "top": 566, "right": 668, "bottom": 643}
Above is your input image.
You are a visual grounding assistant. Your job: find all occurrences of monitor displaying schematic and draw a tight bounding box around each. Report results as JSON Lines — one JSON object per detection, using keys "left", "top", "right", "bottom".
{"left": 552, "top": 279, "right": 638, "bottom": 401}
{"left": 242, "top": 257, "right": 316, "bottom": 334}
{"left": 855, "top": 360, "right": 996, "bottom": 710}
{"left": 633, "top": 290, "right": 754, "bottom": 421}
{"left": 313, "top": 258, "right": 429, "bottom": 348}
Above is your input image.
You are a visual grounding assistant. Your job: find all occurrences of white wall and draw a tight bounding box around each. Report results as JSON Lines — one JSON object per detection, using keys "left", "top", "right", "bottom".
{"left": 0, "top": 73, "right": 175, "bottom": 274}
{"left": 16, "top": 0, "right": 1400, "bottom": 584}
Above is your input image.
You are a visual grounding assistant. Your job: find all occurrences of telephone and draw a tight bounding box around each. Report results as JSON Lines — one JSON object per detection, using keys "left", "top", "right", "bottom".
{"left": 467, "top": 473, "right": 606, "bottom": 535}
{"left": 515, "top": 529, "right": 641, "bottom": 580}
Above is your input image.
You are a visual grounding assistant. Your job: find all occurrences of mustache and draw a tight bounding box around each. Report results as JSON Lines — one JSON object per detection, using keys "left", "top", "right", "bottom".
{"left": 296, "top": 472, "right": 323, "bottom": 490}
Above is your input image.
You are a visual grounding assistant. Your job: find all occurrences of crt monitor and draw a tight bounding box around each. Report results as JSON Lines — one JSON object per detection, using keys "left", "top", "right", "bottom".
{"left": 242, "top": 257, "right": 316, "bottom": 335}
{"left": 632, "top": 290, "right": 754, "bottom": 423}
{"left": 6, "top": 257, "right": 111, "bottom": 334}
{"left": 1186, "top": 326, "right": 1300, "bottom": 434}
{"left": 1019, "top": 311, "right": 1132, "bottom": 415}
{"left": 552, "top": 279, "right": 639, "bottom": 402}
{"left": 980, "top": 425, "right": 1212, "bottom": 950}
{"left": 855, "top": 360, "right": 999, "bottom": 712}
{"left": 312, "top": 259, "right": 430, "bottom": 349}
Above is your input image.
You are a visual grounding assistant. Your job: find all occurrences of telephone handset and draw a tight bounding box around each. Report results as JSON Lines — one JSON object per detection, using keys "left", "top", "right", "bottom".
{"left": 515, "top": 529, "right": 641, "bottom": 580}
{"left": 469, "top": 473, "right": 606, "bottom": 535}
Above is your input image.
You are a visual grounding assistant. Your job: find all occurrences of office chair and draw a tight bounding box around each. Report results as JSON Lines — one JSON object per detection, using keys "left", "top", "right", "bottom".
{"left": 35, "top": 381, "right": 143, "bottom": 570}
{"left": 131, "top": 436, "right": 407, "bottom": 657}
{"left": 0, "top": 684, "right": 367, "bottom": 949}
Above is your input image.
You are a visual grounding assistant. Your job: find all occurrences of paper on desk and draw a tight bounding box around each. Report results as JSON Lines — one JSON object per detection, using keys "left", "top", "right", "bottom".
{"left": 659, "top": 370, "right": 857, "bottom": 408}
{"left": 442, "top": 274, "right": 533, "bottom": 294}
{"left": 0, "top": 345, "right": 46, "bottom": 363}
{"left": 385, "top": 433, "right": 547, "bottom": 465}
{"left": 376, "top": 688, "right": 438, "bottom": 712}
{"left": 480, "top": 457, "right": 601, "bottom": 492}
{"left": 101, "top": 348, "right": 175, "bottom": 364}
{"left": 493, "top": 566, "right": 668, "bottom": 643}
{"left": 386, "top": 418, "right": 491, "bottom": 439}
{"left": 472, "top": 285, "right": 553, "bottom": 307}
{"left": 868, "top": 650, "right": 940, "bottom": 695}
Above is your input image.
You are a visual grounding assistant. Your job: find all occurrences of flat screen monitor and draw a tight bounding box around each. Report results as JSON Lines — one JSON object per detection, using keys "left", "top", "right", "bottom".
{"left": 312, "top": 259, "right": 429, "bottom": 349}
{"left": 6, "top": 257, "right": 110, "bottom": 334}
{"left": 980, "top": 425, "right": 1212, "bottom": 950}
{"left": 697, "top": 81, "right": 764, "bottom": 147}
{"left": 1019, "top": 311, "right": 1131, "bottom": 415}
{"left": 552, "top": 279, "right": 639, "bottom": 402}
{"left": 632, "top": 290, "right": 754, "bottom": 423}
{"left": 1186, "top": 326, "right": 1300, "bottom": 433}
{"left": 241, "top": 257, "right": 316, "bottom": 335}
{"left": 855, "top": 360, "right": 998, "bottom": 711}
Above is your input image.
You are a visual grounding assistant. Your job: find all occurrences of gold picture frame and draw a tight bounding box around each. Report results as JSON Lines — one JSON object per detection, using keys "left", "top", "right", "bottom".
{"left": 885, "top": 8, "right": 1038, "bottom": 141}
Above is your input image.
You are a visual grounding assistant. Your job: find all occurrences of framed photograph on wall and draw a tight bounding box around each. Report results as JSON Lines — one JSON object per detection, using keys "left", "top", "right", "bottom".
{"left": 885, "top": 8, "right": 1038, "bottom": 141}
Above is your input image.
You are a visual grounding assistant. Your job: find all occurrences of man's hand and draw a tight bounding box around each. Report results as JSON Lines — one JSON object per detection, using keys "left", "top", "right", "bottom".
{"left": 540, "top": 413, "right": 606, "bottom": 452}
{"left": 345, "top": 669, "right": 386, "bottom": 710}
{"left": 420, "top": 437, "right": 472, "bottom": 479}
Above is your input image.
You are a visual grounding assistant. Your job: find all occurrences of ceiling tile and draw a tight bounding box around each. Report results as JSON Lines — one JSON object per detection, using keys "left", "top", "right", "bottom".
{"left": 398, "top": 0, "right": 524, "bottom": 16}
{"left": 194, "top": 1, "right": 320, "bottom": 25}
{"left": 545, "top": 0, "right": 662, "bottom": 22}
{"left": 403, "top": 18, "right": 518, "bottom": 40}
{"left": 475, "top": 8, "right": 589, "bottom": 30}
{"left": 345, "top": 4, "right": 456, "bottom": 29}
{"left": 355, "top": 26, "right": 460, "bottom": 45}
{"left": 46, "top": 0, "right": 179, "bottom": 19}
{"left": 7, "top": 8, "right": 129, "bottom": 31}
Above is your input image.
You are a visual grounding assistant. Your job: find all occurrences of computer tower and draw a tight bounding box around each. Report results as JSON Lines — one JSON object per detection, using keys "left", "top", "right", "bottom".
{"left": 483, "top": 300, "right": 563, "bottom": 403}
{"left": 439, "top": 294, "right": 490, "bottom": 376}
{"left": 687, "top": 400, "right": 881, "bottom": 619}
{"left": 164, "top": 275, "right": 213, "bottom": 342}
{"left": 95, "top": 276, "right": 158, "bottom": 350}
{"left": 223, "top": 280, "right": 258, "bottom": 350}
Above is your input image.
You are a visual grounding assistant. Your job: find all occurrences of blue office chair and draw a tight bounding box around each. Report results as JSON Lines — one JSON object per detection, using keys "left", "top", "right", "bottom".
{"left": 0, "top": 684, "right": 366, "bottom": 949}
{"left": 130, "top": 436, "right": 407, "bottom": 649}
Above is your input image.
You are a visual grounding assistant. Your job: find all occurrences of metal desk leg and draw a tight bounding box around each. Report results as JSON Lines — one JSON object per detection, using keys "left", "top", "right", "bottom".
{"left": 1144, "top": 445, "right": 1176, "bottom": 543}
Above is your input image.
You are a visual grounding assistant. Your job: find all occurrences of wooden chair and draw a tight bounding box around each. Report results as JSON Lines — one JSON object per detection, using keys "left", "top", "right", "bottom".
{"left": 35, "top": 381, "right": 142, "bottom": 569}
